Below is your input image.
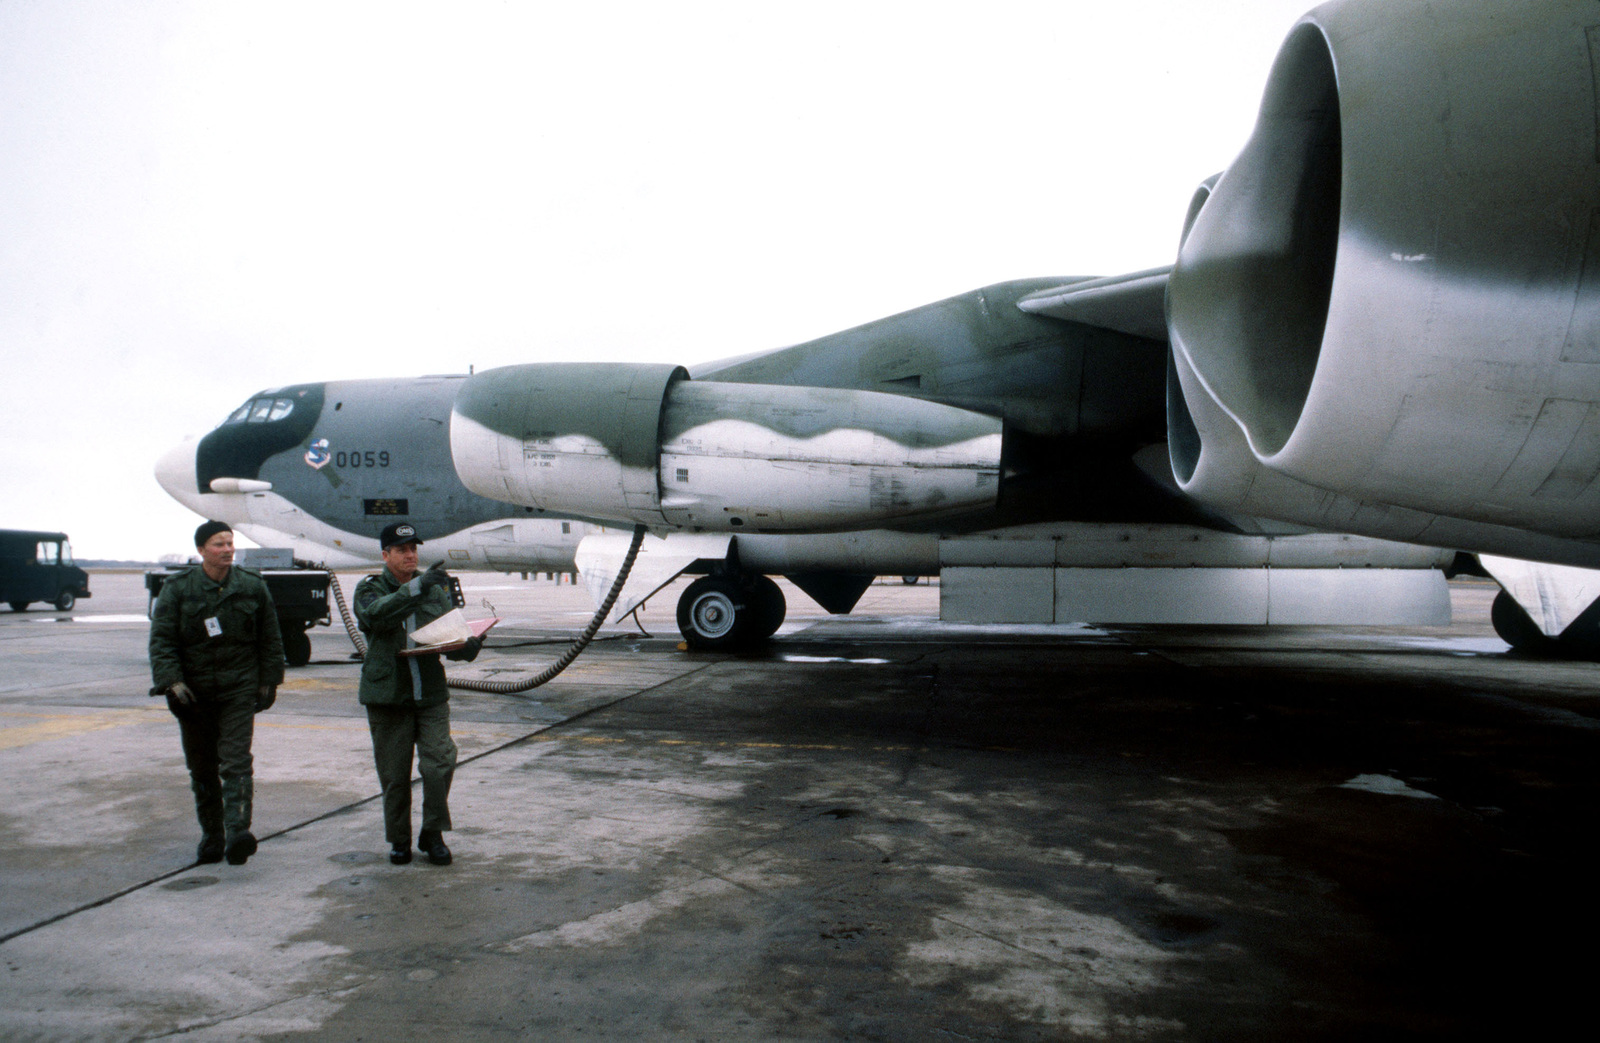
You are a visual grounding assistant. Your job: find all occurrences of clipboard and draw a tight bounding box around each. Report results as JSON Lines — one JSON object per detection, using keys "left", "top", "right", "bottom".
{"left": 398, "top": 617, "right": 499, "bottom": 657}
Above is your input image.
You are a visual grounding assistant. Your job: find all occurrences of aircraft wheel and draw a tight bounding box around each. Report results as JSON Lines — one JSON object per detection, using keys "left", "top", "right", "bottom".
{"left": 745, "top": 575, "right": 786, "bottom": 640}
{"left": 1490, "top": 590, "right": 1557, "bottom": 656}
{"left": 677, "top": 577, "right": 749, "bottom": 651}
{"left": 1554, "top": 604, "right": 1600, "bottom": 661}
{"left": 902, "top": 575, "right": 919, "bottom": 585}
{"left": 54, "top": 591, "right": 75, "bottom": 612}
{"left": 9, "top": 601, "right": 29, "bottom": 612}
{"left": 282, "top": 625, "right": 313, "bottom": 667}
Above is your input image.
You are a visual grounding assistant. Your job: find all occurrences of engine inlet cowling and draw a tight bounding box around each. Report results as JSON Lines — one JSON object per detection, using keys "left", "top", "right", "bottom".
{"left": 1163, "top": 0, "right": 1600, "bottom": 561}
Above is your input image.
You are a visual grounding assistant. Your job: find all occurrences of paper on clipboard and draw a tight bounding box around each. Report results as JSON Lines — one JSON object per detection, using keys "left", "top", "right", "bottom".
{"left": 398, "top": 615, "right": 499, "bottom": 657}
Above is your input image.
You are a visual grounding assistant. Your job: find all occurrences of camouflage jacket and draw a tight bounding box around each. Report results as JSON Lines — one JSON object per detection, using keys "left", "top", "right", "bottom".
{"left": 149, "top": 566, "right": 285, "bottom": 697}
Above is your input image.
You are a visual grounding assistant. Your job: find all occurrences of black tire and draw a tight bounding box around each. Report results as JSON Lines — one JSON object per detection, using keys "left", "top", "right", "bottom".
{"left": 676, "top": 576, "right": 750, "bottom": 651}
{"left": 1556, "top": 613, "right": 1600, "bottom": 660}
{"left": 1490, "top": 590, "right": 1557, "bottom": 656}
{"left": 282, "top": 625, "right": 313, "bottom": 667}
{"left": 9, "top": 601, "right": 29, "bottom": 612}
{"left": 745, "top": 574, "right": 786, "bottom": 640}
{"left": 54, "top": 591, "right": 75, "bottom": 612}
{"left": 902, "top": 575, "right": 919, "bottom": 585}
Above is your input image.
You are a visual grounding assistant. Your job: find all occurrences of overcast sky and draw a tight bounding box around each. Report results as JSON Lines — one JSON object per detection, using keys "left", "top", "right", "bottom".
{"left": 1, "top": 0, "right": 1315, "bottom": 560}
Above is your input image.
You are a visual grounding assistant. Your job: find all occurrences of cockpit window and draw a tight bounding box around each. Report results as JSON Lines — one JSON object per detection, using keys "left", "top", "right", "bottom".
{"left": 223, "top": 396, "right": 296, "bottom": 425}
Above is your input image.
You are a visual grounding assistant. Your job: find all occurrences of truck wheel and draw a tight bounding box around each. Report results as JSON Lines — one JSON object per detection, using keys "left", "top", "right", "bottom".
{"left": 9, "top": 601, "right": 28, "bottom": 612}
{"left": 283, "top": 626, "right": 313, "bottom": 667}
{"left": 676, "top": 577, "right": 750, "bottom": 651}
{"left": 54, "top": 591, "right": 75, "bottom": 612}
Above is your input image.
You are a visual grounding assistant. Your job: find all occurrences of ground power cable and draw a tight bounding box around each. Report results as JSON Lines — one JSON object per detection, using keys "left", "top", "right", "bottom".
{"left": 321, "top": 526, "right": 649, "bottom": 694}
{"left": 321, "top": 568, "right": 367, "bottom": 657}
{"left": 448, "top": 524, "right": 647, "bottom": 694}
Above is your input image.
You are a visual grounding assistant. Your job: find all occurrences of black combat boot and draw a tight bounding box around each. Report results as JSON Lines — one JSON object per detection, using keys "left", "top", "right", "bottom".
{"left": 196, "top": 834, "right": 225, "bottom": 864}
{"left": 221, "top": 774, "right": 257, "bottom": 865}
{"left": 193, "top": 778, "right": 224, "bottom": 863}
{"left": 418, "top": 830, "right": 452, "bottom": 866}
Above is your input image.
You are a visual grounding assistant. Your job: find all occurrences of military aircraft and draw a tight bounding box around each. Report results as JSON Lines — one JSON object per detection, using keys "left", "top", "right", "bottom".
{"left": 157, "top": 275, "right": 1453, "bottom": 651}
{"left": 158, "top": 0, "right": 1600, "bottom": 655}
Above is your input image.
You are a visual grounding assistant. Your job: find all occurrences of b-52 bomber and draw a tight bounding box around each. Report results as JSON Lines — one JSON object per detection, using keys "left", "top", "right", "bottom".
{"left": 156, "top": 275, "right": 1452, "bottom": 650}
{"left": 158, "top": 0, "right": 1600, "bottom": 656}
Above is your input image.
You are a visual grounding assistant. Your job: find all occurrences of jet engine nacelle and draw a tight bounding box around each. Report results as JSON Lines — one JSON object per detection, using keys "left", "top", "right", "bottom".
{"left": 450, "top": 363, "right": 1003, "bottom": 532}
{"left": 1167, "top": 0, "right": 1600, "bottom": 566}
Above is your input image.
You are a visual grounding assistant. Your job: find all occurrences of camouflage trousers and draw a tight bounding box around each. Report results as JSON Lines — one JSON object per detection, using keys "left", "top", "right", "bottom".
{"left": 170, "top": 687, "right": 255, "bottom": 842}
{"left": 366, "top": 701, "right": 457, "bottom": 846}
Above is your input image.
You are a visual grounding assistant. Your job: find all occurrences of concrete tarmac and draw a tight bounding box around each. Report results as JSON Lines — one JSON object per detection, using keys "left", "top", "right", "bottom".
{"left": 1, "top": 570, "right": 1598, "bottom": 1040}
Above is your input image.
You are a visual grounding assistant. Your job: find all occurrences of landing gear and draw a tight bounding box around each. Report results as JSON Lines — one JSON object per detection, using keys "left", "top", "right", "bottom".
{"left": 1491, "top": 590, "right": 1600, "bottom": 660}
{"left": 676, "top": 573, "right": 787, "bottom": 651}
{"left": 1491, "top": 590, "right": 1555, "bottom": 655}
{"left": 746, "top": 574, "right": 786, "bottom": 640}
{"left": 281, "top": 623, "right": 313, "bottom": 667}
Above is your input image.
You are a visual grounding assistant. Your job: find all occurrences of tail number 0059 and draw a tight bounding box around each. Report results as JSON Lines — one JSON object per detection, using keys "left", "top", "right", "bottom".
{"left": 335, "top": 450, "right": 390, "bottom": 469}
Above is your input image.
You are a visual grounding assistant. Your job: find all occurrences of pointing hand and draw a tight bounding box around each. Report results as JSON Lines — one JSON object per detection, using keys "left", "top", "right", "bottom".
{"left": 418, "top": 563, "right": 450, "bottom": 594}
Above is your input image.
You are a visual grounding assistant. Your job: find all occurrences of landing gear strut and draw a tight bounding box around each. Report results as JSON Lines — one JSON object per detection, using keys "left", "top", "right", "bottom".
{"left": 676, "top": 573, "right": 786, "bottom": 651}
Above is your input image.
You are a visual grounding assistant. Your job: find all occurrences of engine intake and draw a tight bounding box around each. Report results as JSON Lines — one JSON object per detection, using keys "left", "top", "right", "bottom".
{"left": 1165, "top": 0, "right": 1600, "bottom": 563}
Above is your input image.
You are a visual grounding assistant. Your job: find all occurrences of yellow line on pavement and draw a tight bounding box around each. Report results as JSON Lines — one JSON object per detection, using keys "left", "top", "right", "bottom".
{"left": 0, "top": 709, "right": 161, "bottom": 751}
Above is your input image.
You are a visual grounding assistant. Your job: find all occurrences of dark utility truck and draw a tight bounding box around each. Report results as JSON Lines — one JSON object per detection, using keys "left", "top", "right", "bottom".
{"left": 1, "top": 530, "right": 92, "bottom": 612}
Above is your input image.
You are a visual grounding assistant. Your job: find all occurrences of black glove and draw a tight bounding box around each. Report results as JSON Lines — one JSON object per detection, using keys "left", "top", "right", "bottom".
{"left": 162, "top": 681, "right": 199, "bottom": 719}
{"left": 446, "top": 635, "right": 483, "bottom": 663}
{"left": 256, "top": 685, "right": 277, "bottom": 712}
{"left": 418, "top": 563, "right": 449, "bottom": 594}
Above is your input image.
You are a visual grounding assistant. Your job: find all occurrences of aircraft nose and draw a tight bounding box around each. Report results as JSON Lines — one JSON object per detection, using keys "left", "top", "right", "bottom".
{"left": 155, "top": 438, "right": 202, "bottom": 508}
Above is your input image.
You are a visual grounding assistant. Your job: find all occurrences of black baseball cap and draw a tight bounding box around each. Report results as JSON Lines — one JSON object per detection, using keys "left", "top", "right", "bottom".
{"left": 379, "top": 523, "right": 424, "bottom": 550}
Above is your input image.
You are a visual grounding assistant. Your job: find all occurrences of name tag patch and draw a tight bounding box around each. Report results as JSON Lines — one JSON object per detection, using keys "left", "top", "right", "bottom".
{"left": 204, "top": 616, "right": 223, "bottom": 638}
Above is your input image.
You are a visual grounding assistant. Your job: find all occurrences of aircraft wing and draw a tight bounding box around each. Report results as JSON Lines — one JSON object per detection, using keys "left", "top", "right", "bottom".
{"left": 1015, "top": 267, "right": 1170, "bottom": 343}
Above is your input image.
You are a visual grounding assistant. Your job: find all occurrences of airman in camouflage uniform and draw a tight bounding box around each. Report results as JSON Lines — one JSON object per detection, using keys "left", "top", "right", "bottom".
{"left": 149, "top": 521, "right": 284, "bottom": 865}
